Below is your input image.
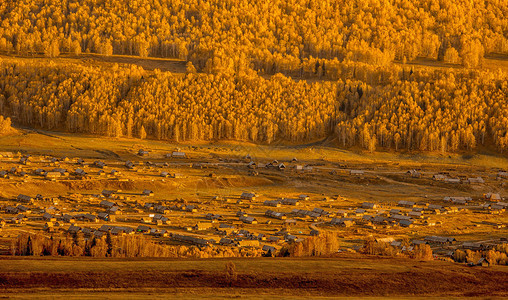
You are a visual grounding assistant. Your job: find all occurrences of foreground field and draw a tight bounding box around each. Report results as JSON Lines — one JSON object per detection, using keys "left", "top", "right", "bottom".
{"left": 0, "top": 256, "right": 506, "bottom": 298}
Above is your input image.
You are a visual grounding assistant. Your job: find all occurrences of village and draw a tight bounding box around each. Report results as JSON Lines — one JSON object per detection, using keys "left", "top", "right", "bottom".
{"left": 0, "top": 146, "right": 506, "bottom": 263}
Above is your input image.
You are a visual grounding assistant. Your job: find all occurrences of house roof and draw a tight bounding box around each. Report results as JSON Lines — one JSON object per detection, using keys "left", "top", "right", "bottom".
{"left": 17, "top": 194, "right": 32, "bottom": 201}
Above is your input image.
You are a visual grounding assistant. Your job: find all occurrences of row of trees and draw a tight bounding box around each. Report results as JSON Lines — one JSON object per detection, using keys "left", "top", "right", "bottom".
{"left": 281, "top": 232, "right": 340, "bottom": 257}
{"left": 363, "top": 238, "right": 433, "bottom": 260}
{"left": 13, "top": 233, "right": 263, "bottom": 258}
{"left": 1, "top": 0, "right": 507, "bottom": 74}
{"left": 453, "top": 244, "right": 508, "bottom": 265}
{"left": 1, "top": 59, "right": 508, "bottom": 152}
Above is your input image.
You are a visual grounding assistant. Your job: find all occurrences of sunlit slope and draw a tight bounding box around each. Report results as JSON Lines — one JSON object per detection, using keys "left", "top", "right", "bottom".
{"left": 1, "top": 55, "right": 508, "bottom": 154}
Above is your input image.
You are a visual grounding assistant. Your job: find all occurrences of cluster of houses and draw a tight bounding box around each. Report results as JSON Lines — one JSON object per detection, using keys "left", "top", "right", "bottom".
{"left": 328, "top": 200, "right": 464, "bottom": 229}
{"left": 144, "top": 202, "right": 197, "bottom": 213}
{"left": 245, "top": 157, "right": 313, "bottom": 173}
{"left": 0, "top": 157, "right": 132, "bottom": 181}
{"left": 169, "top": 218, "right": 303, "bottom": 250}
{"left": 371, "top": 236, "right": 458, "bottom": 254}
{"left": 0, "top": 150, "right": 193, "bottom": 185}
{"left": 1, "top": 151, "right": 507, "bottom": 258}
{"left": 432, "top": 174, "right": 485, "bottom": 184}
{"left": 402, "top": 168, "right": 508, "bottom": 185}
{"left": 481, "top": 202, "right": 508, "bottom": 213}
{"left": 68, "top": 223, "right": 169, "bottom": 238}
{"left": 292, "top": 208, "right": 330, "bottom": 219}
{"left": 1, "top": 176, "right": 506, "bottom": 253}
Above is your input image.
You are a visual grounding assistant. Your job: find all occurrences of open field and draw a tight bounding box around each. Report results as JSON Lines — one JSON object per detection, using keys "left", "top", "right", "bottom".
{"left": 4, "top": 52, "right": 508, "bottom": 79}
{"left": 0, "top": 257, "right": 506, "bottom": 298}
{"left": 0, "top": 53, "right": 188, "bottom": 74}
{"left": 3, "top": 127, "right": 508, "bottom": 168}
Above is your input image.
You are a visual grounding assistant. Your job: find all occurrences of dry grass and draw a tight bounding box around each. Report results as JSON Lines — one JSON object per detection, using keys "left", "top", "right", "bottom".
{"left": 0, "top": 257, "right": 506, "bottom": 297}
{"left": 0, "top": 53, "right": 187, "bottom": 74}
{"left": 2, "top": 128, "right": 507, "bottom": 169}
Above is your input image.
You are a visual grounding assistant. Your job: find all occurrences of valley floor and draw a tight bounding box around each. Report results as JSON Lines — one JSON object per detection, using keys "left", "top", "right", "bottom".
{"left": 0, "top": 129, "right": 507, "bottom": 298}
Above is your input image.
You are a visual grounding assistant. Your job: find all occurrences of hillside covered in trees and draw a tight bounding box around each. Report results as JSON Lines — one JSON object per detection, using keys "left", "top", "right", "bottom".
{"left": 1, "top": 0, "right": 508, "bottom": 72}
{"left": 1, "top": 58, "right": 508, "bottom": 152}
{"left": 0, "top": 1, "right": 507, "bottom": 152}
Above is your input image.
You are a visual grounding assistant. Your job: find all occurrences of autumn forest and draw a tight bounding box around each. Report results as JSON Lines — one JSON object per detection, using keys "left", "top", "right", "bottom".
{"left": 1, "top": 0, "right": 508, "bottom": 152}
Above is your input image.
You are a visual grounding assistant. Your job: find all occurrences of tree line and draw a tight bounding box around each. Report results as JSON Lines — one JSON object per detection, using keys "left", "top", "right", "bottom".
{"left": 453, "top": 244, "right": 508, "bottom": 266}
{"left": 363, "top": 238, "right": 434, "bottom": 260}
{"left": 12, "top": 232, "right": 263, "bottom": 258}
{"left": 1, "top": 58, "right": 508, "bottom": 152}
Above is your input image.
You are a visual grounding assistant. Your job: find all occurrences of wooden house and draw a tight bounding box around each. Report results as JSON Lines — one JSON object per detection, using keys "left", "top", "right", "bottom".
{"left": 265, "top": 210, "right": 286, "bottom": 220}
{"left": 42, "top": 212, "right": 56, "bottom": 222}
{"left": 485, "top": 193, "right": 502, "bottom": 201}
{"left": 399, "top": 219, "right": 414, "bottom": 227}
{"left": 330, "top": 218, "right": 354, "bottom": 227}
{"left": 362, "top": 202, "right": 377, "bottom": 209}
{"left": 444, "top": 178, "right": 461, "bottom": 184}
{"left": 264, "top": 200, "right": 281, "bottom": 207}
{"left": 84, "top": 214, "right": 98, "bottom": 222}
{"left": 107, "top": 206, "right": 121, "bottom": 215}
{"left": 74, "top": 168, "right": 87, "bottom": 176}
{"left": 205, "top": 213, "right": 223, "bottom": 221}
{"left": 406, "top": 169, "right": 422, "bottom": 178}
{"left": 102, "top": 190, "right": 116, "bottom": 198}
{"left": 239, "top": 216, "right": 257, "bottom": 224}
{"left": 237, "top": 239, "right": 260, "bottom": 247}
{"left": 17, "top": 194, "right": 33, "bottom": 203}
{"left": 408, "top": 211, "right": 423, "bottom": 219}
{"left": 350, "top": 170, "right": 364, "bottom": 176}
{"left": 136, "top": 225, "right": 151, "bottom": 233}
{"left": 424, "top": 236, "right": 456, "bottom": 244}
{"left": 467, "top": 177, "right": 485, "bottom": 184}
{"left": 51, "top": 168, "right": 68, "bottom": 176}
{"left": 397, "top": 200, "right": 415, "bottom": 208}
{"left": 5, "top": 206, "right": 17, "bottom": 214}
{"left": 125, "top": 161, "right": 135, "bottom": 169}
{"left": 194, "top": 222, "right": 213, "bottom": 231}
{"left": 45, "top": 171, "right": 61, "bottom": 179}
{"left": 219, "top": 238, "right": 234, "bottom": 245}
{"left": 298, "top": 194, "right": 310, "bottom": 201}
{"left": 171, "top": 151, "right": 186, "bottom": 158}
{"left": 281, "top": 198, "right": 300, "bottom": 206}
{"left": 100, "top": 200, "right": 115, "bottom": 209}
{"left": 67, "top": 225, "right": 81, "bottom": 234}
{"left": 138, "top": 149, "right": 149, "bottom": 156}
{"left": 143, "top": 189, "right": 154, "bottom": 196}
{"left": 97, "top": 212, "right": 110, "bottom": 221}
{"left": 240, "top": 192, "right": 256, "bottom": 201}
{"left": 62, "top": 214, "right": 75, "bottom": 223}
{"left": 432, "top": 174, "right": 446, "bottom": 181}
{"left": 94, "top": 161, "right": 106, "bottom": 168}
